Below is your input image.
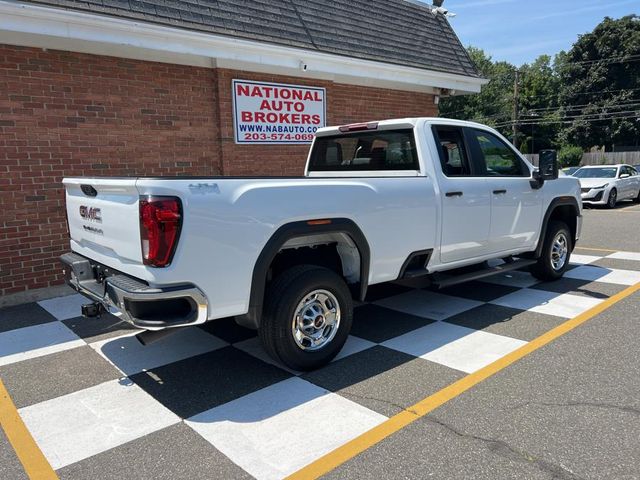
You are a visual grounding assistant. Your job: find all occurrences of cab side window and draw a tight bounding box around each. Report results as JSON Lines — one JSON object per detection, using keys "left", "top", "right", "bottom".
{"left": 622, "top": 166, "right": 635, "bottom": 177}
{"left": 471, "top": 129, "right": 528, "bottom": 177}
{"left": 433, "top": 126, "right": 472, "bottom": 176}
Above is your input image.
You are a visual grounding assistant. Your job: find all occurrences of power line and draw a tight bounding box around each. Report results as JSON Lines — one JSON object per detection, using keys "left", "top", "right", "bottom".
{"left": 445, "top": 99, "right": 640, "bottom": 125}
{"left": 558, "top": 54, "right": 640, "bottom": 68}
{"left": 496, "top": 111, "right": 640, "bottom": 127}
{"left": 526, "top": 100, "right": 640, "bottom": 114}
{"left": 487, "top": 55, "right": 640, "bottom": 80}
{"left": 494, "top": 111, "right": 640, "bottom": 128}
{"left": 496, "top": 109, "right": 640, "bottom": 125}
{"left": 522, "top": 86, "right": 640, "bottom": 101}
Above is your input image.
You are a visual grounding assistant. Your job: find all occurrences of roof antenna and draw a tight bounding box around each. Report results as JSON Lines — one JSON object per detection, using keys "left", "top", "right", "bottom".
{"left": 430, "top": 0, "right": 457, "bottom": 17}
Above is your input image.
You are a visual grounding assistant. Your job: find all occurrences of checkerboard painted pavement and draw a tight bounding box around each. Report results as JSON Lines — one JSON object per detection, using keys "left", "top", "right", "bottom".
{"left": 1, "top": 251, "right": 639, "bottom": 479}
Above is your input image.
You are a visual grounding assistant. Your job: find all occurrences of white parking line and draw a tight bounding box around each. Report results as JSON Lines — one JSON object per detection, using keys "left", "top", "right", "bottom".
{"left": 186, "top": 377, "right": 386, "bottom": 480}
{"left": 0, "top": 322, "right": 84, "bottom": 367}
{"left": 19, "top": 379, "right": 180, "bottom": 470}
{"left": 90, "top": 329, "right": 228, "bottom": 375}
{"left": 607, "top": 251, "right": 640, "bottom": 262}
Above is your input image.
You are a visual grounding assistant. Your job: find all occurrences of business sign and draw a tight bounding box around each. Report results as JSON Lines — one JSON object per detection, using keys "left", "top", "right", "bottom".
{"left": 232, "top": 79, "right": 326, "bottom": 144}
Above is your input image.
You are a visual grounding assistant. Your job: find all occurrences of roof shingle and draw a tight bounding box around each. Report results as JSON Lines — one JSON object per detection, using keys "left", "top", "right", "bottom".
{"left": 21, "top": 0, "right": 479, "bottom": 77}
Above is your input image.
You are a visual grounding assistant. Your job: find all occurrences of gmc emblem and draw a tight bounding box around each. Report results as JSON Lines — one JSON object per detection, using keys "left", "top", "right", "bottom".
{"left": 79, "top": 205, "right": 102, "bottom": 223}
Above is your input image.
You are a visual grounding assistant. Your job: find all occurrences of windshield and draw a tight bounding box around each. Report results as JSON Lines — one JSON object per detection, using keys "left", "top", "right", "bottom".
{"left": 573, "top": 167, "right": 618, "bottom": 179}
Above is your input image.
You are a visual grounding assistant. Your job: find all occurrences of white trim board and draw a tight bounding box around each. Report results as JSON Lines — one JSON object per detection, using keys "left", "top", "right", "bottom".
{"left": 0, "top": 0, "right": 488, "bottom": 95}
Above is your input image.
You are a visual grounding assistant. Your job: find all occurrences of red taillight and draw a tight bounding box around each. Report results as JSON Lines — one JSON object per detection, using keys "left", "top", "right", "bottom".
{"left": 139, "top": 196, "right": 182, "bottom": 267}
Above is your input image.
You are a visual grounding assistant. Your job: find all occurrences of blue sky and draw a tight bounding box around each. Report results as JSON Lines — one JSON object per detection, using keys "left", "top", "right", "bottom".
{"left": 430, "top": 0, "right": 638, "bottom": 66}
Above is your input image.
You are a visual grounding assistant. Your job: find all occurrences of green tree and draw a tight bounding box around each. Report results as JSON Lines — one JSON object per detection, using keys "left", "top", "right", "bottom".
{"left": 439, "top": 47, "right": 515, "bottom": 140}
{"left": 440, "top": 49, "right": 560, "bottom": 152}
{"left": 518, "top": 55, "right": 562, "bottom": 152}
{"left": 558, "top": 15, "right": 640, "bottom": 149}
{"left": 558, "top": 145, "right": 584, "bottom": 167}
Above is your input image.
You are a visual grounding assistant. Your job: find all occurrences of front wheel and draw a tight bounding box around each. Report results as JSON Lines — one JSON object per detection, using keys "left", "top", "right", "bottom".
{"left": 530, "top": 220, "right": 572, "bottom": 281}
{"left": 606, "top": 188, "right": 617, "bottom": 209}
{"left": 259, "top": 265, "right": 353, "bottom": 371}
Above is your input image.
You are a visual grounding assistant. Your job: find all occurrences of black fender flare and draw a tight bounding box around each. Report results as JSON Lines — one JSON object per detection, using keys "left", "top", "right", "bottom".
{"left": 236, "top": 218, "right": 370, "bottom": 329}
{"left": 535, "top": 196, "right": 581, "bottom": 258}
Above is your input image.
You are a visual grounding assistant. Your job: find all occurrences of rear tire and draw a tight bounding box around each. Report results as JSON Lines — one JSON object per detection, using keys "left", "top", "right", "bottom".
{"left": 530, "top": 220, "right": 572, "bottom": 281}
{"left": 633, "top": 188, "right": 640, "bottom": 203}
{"left": 259, "top": 265, "right": 353, "bottom": 371}
{"left": 606, "top": 188, "right": 617, "bottom": 209}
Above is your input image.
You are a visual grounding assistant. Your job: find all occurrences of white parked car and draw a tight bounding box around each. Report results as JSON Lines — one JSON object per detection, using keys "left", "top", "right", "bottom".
{"left": 61, "top": 118, "right": 582, "bottom": 370}
{"left": 574, "top": 164, "right": 640, "bottom": 208}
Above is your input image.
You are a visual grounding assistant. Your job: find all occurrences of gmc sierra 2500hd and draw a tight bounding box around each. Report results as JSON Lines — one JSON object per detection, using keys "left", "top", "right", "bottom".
{"left": 61, "top": 118, "right": 582, "bottom": 370}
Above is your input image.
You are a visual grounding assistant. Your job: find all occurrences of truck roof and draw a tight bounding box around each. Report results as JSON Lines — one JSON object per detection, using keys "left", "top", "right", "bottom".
{"left": 315, "top": 117, "right": 496, "bottom": 137}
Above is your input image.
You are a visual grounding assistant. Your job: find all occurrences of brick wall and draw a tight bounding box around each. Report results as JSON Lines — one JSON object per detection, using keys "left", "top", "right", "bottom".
{"left": 0, "top": 44, "right": 437, "bottom": 297}
{"left": 215, "top": 68, "right": 438, "bottom": 175}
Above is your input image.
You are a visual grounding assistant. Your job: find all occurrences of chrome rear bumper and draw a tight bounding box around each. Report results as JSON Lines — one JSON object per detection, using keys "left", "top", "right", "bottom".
{"left": 60, "top": 252, "right": 208, "bottom": 330}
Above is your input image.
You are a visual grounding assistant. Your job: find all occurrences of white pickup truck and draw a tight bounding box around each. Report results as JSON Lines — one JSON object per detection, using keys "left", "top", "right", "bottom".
{"left": 61, "top": 118, "right": 582, "bottom": 370}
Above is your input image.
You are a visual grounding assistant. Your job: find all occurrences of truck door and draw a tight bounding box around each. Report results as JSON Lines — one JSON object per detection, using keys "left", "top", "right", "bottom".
{"left": 432, "top": 125, "right": 491, "bottom": 263}
{"left": 466, "top": 128, "right": 542, "bottom": 254}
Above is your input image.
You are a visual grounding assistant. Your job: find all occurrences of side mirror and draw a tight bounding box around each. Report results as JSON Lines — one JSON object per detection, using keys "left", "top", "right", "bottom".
{"left": 530, "top": 150, "right": 558, "bottom": 189}
{"left": 620, "top": 173, "right": 630, "bottom": 179}
{"left": 538, "top": 150, "right": 559, "bottom": 181}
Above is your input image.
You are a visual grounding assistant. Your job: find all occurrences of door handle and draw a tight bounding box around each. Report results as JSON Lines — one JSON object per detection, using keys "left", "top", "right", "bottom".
{"left": 445, "top": 191, "right": 464, "bottom": 197}
{"left": 493, "top": 189, "right": 507, "bottom": 195}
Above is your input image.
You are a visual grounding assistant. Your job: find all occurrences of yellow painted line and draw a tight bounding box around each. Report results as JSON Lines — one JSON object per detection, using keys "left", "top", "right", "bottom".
{"left": 0, "top": 379, "right": 58, "bottom": 480}
{"left": 287, "top": 281, "right": 640, "bottom": 480}
{"left": 574, "top": 246, "right": 620, "bottom": 253}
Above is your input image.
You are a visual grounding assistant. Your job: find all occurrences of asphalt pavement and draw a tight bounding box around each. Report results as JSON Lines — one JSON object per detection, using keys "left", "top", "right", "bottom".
{"left": 580, "top": 202, "right": 640, "bottom": 251}
{"left": 324, "top": 202, "right": 640, "bottom": 480}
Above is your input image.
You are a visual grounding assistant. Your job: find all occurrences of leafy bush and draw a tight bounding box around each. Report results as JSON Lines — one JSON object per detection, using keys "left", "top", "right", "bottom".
{"left": 558, "top": 145, "right": 583, "bottom": 167}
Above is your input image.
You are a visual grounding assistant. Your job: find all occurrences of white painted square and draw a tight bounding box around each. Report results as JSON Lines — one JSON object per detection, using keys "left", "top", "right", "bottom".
{"left": 234, "top": 335, "right": 375, "bottom": 375}
{"left": 90, "top": 328, "right": 227, "bottom": 375}
{"left": 565, "top": 265, "right": 640, "bottom": 286}
{"left": 0, "top": 322, "right": 84, "bottom": 367}
{"left": 19, "top": 379, "right": 180, "bottom": 470}
{"left": 234, "top": 337, "right": 301, "bottom": 375}
{"left": 490, "top": 288, "right": 602, "bottom": 318}
{"left": 37, "top": 294, "right": 88, "bottom": 321}
{"left": 186, "top": 377, "right": 386, "bottom": 480}
{"left": 607, "top": 251, "right": 640, "bottom": 262}
{"left": 479, "top": 270, "right": 539, "bottom": 288}
{"left": 375, "top": 290, "right": 483, "bottom": 321}
{"left": 334, "top": 335, "right": 377, "bottom": 361}
{"left": 569, "top": 254, "right": 601, "bottom": 265}
{"left": 382, "top": 322, "right": 526, "bottom": 373}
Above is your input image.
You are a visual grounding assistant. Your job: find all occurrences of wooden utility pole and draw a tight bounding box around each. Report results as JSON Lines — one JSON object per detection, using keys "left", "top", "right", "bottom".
{"left": 512, "top": 69, "right": 520, "bottom": 146}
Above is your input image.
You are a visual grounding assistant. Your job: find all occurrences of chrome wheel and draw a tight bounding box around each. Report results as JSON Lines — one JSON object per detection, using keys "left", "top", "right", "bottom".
{"left": 291, "top": 289, "right": 341, "bottom": 351}
{"left": 551, "top": 232, "right": 568, "bottom": 271}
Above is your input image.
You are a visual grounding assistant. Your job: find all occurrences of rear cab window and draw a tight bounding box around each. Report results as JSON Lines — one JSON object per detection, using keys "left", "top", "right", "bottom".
{"left": 308, "top": 129, "right": 419, "bottom": 173}
{"left": 432, "top": 126, "right": 473, "bottom": 176}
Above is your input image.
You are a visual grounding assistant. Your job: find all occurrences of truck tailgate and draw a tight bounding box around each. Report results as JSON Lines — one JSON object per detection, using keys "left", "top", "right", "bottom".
{"left": 64, "top": 178, "right": 142, "bottom": 264}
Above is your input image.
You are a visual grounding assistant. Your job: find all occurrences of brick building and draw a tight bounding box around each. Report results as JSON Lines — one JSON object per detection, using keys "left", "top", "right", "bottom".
{"left": 0, "top": 0, "right": 483, "bottom": 300}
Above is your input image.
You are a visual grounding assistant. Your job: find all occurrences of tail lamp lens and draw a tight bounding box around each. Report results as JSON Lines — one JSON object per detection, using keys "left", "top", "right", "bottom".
{"left": 139, "top": 196, "right": 182, "bottom": 267}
